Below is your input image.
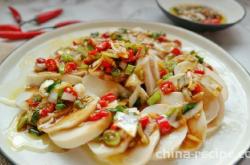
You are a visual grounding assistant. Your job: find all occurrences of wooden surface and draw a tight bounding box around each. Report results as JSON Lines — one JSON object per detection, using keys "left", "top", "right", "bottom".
{"left": 0, "top": 0, "right": 249, "bottom": 164}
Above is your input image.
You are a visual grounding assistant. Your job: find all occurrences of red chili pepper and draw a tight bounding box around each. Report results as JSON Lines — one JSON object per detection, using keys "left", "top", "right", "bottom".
{"left": 104, "top": 67, "right": 112, "bottom": 73}
{"left": 139, "top": 116, "right": 150, "bottom": 129}
{"left": 192, "top": 83, "right": 203, "bottom": 95}
{"left": 101, "top": 32, "right": 110, "bottom": 39}
{"left": 96, "top": 41, "right": 111, "bottom": 52}
{"left": 156, "top": 116, "right": 172, "bottom": 135}
{"left": 65, "top": 62, "right": 77, "bottom": 73}
{"left": 126, "top": 48, "right": 140, "bottom": 63}
{"left": 40, "top": 109, "right": 49, "bottom": 117}
{"left": 36, "top": 58, "right": 46, "bottom": 64}
{"left": 99, "top": 99, "right": 108, "bottom": 107}
{"left": 26, "top": 98, "right": 39, "bottom": 107}
{"left": 83, "top": 57, "right": 94, "bottom": 65}
{"left": 194, "top": 69, "right": 205, "bottom": 75}
{"left": 174, "top": 40, "right": 182, "bottom": 47}
{"left": 0, "top": 30, "right": 44, "bottom": 40}
{"left": 53, "top": 20, "right": 81, "bottom": 28}
{"left": 101, "top": 93, "right": 117, "bottom": 103}
{"left": 171, "top": 48, "right": 182, "bottom": 56}
{"left": 46, "top": 103, "right": 55, "bottom": 113}
{"left": 45, "top": 59, "right": 58, "bottom": 72}
{"left": 88, "top": 49, "right": 98, "bottom": 56}
{"left": 87, "top": 110, "right": 109, "bottom": 121}
{"left": 8, "top": 6, "right": 22, "bottom": 24}
{"left": 160, "top": 69, "right": 168, "bottom": 78}
{"left": 0, "top": 24, "right": 21, "bottom": 32}
{"left": 88, "top": 38, "right": 96, "bottom": 47}
{"left": 160, "top": 81, "right": 176, "bottom": 95}
{"left": 64, "top": 87, "right": 78, "bottom": 97}
{"left": 110, "top": 124, "right": 118, "bottom": 130}
{"left": 36, "top": 8, "right": 63, "bottom": 24}
{"left": 101, "top": 59, "right": 112, "bottom": 68}
{"left": 157, "top": 35, "right": 167, "bottom": 42}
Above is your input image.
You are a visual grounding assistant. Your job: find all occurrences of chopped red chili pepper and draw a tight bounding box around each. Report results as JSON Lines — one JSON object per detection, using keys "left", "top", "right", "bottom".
{"left": 101, "top": 93, "right": 117, "bottom": 103}
{"left": 99, "top": 99, "right": 108, "bottom": 107}
{"left": 110, "top": 124, "right": 119, "bottom": 130}
{"left": 101, "top": 32, "right": 110, "bottom": 39}
{"left": 139, "top": 116, "right": 150, "bottom": 129}
{"left": 171, "top": 48, "right": 182, "bottom": 56}
{"left": 87, "top": 110, "right": 109, "bottom": 121}
{"left": 36, "top": 58, "right": 46, "bottom": 64}
{"left": 194, "top": 69, "right": 205, "bottom": 75}
{"left": 104, "top": 67, "right": 112, "bottom": 73}
{"left": 192, "top": 83, "right": 203, "bottom": 95}
{"left": 174, "top": 40, "right": 182, "bottom": 47}
{"left": 83, "top": 57, "right": 94, "bottom": 65}
{"left": 65, "top": 62, "right": 77, "bottom": 73}
{"left": 26, "top": 99, "right": 39, "bottom": 107}
{"left": 40, "top": 109, "right": 49, "bottom": 117}
{"left": 157, "top": 35, "right": 167, "bottom": 42}
{"left": 88, "top": 38, "right": 96, "bottom": 47}
{"left": 101, "top": 59, "right": 112, "bottom": 68}
{"left": 160, "top": 69, "right": 168, "bottom": 78}
{"left": 64, "top": 87, "right": 78, "bottom": 97}
{"left": 160, "top": 81, "right": 176, "bottom": 95}
{"left": 96, "top": 41, "right": 111, "bottom": 52}
{"left": 45, "top": 59, "right": 58, "bottom": 72}
{"left": 156, "top": 116, "right": 172, "bottom": 135}
{"left": 88, "top": 49, "right": 98, "bottom": 56}
{"left": 46, "top": 103, "right": 56, "bottom": 113}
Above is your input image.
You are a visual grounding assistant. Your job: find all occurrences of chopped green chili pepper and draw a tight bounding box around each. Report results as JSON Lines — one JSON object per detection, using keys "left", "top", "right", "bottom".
{"left": 47, "top": 82, "right": 57, "bottom": 93}
{"left": 78, "top": 63, "right": 88, "bottom": 70}
{"left": 107, "top": 105, "right": 126, "bottom": 113}
{"left": 74, "top": 100, "right": 86, "bottom": 109}
{"left": 103, "top": 130, "right": 121, "bottom": 147}
{"left": 183, "top": 103, "right": 197, "bottom": 114}
{"left": 90, "top": 32, "right": 99, "bottom": 37}
{"left": 30, "top": 110, "right": 40, "bottom": 125}
{"left": 61, "top": 54, "right": 73, "bottom": 62}
{"left": 111, "top": 68, "right": 121, "bottom": 77}
{"left": 162, "top": 72, "right": 173, "bottom": 80}
{"left": 32, "top": 95, "right": 42, "bottom": 102}
{"left": 56, "top": 103, "right": 66, "bottom": 110}
{"left": 196, "top": 55, "right": 204, "bottom": 64}
{"left": 147, "top": 91, "right": 161, "bottom": 105}
{"left": 125, "top": 64, "right": 135, "bottom": 75}
{"left": 59, "top": 63, "right": 65, "bottom": 74}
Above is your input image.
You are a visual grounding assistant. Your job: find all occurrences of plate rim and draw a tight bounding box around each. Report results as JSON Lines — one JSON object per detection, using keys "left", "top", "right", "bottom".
{"left": 0, "top": 20, "right": 250, "bottom": 165}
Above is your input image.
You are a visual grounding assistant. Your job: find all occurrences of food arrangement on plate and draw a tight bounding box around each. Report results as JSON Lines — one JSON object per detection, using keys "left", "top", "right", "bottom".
{"left": 7, "top": 27, "right": 228, "bottom": 165}
{"left": 170, "top": 4, "right": 226, "bottom": 25}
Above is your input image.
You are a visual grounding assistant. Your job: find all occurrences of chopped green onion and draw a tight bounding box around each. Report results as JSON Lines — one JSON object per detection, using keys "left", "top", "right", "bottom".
{"left": 162, "top": 72, "right": 173, "bottom": 80}
{"left": 108, "top": 105, "right": 126, "bottom": 113}
{"left": 101, "top": 51, "right": 118, "bottom": 58}
{"left": 118, "top": 28, "right": 128, "bottom": 33}
{"left": 32, "top": 95, "right": 42, "bottom": 102}
{"left": 103, "top": 130, "right": 121, "bottom": 147}
{"left": 61, "top": 54, "right": 73, "bottom": 62}
{"left": 196, "top": 55, "right": 204, "bottom": 64}
{"left": 59, "top": 63, "right": 65, "bottom": 74}
{"left": 30, "top": 110, "right": 40, "bottom": 125}
{"left": 111, "top": 68, "right": 121, "bottom": 77}
{"left": 90, "top": 32, "right": 99, "bottom": 37}
{"left": 78, "top": 63, "right": 88, "bottom": 69}
{"left": 183, "top": 103, "right": 197, "bottom": 114}
{"left": 28, "top": 127, "right": 44, "bottom": 136}
{"left": 150, "top": 32, "right": 164, "bottom": 39}
{"left": 56, "top": 103, "right": 66, "bottom": 110}
{"left": 125, "top": 64, "right": 135, "bottom": 75}
{"left": 165, "top": 61, "right": 177, "bottom": 72}
{"left": 47, "top": 82, "right": 57, "bottom": 93}
{"left": 147, "top": 91, "right": 161, "bottom": 105}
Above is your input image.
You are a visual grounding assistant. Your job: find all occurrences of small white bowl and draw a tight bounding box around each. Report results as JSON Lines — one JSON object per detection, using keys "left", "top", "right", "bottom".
{"left": 157, "top": 0, "right": 246, "bottom": 32}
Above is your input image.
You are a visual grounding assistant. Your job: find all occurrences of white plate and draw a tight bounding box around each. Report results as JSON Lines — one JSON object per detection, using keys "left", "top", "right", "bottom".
{"left": 0, "top": 20, "right": 249, "bottom": 165}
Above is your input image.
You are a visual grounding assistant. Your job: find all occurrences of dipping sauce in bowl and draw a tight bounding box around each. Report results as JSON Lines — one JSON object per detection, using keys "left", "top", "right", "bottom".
{"left": 170, "top": 4, "right": 226, "bottom": 25}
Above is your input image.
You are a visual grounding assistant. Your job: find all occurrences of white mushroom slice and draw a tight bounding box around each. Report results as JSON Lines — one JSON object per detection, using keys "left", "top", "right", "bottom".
{"left": 82, "top": 75, "right": 130, "bottom": 97}
{"left": 167, "top": 73, "right": 186, "bottom": 88}
{"left": 125, "top": 74, "right": 142, "bottom": 88}
{"left": 27, "top": 72, "right": 60, "bottom": 87}
{"left": 61, "top": 74, "right": 83, "bottom": 85}
{"left": 183, "top": 102, "right": 203, "bottom": 120}
{"left": 206, "top": 94, "right": 224, "bottom": 137}
{"left": 205, "top": 68, "right": 228, "bottom": 101}
{"left": 150, "top": 55, "right": 161, "bottom": 81}
{"left": 128, "top": 86, "right": 140, "bottom": 107}
{"left": 152, "top": 124, "right": 188, "bottom": 160}
{"left": 39, "top": 80, "right": 54, "bottom": 97}
{"left": 200, "top": 75, "right": 222, "bottom": 97}
{"left": 138, "top": 87, "right": 148, "bottom": 103}
{"left": 73, "top": 83, "right": 85, "bottom": 98}
{"left": 174, "top": 61, "right": 195, "bottom": 75}
{"left": 203, "top": 90, "right": 220, "bottom": 123}
{"left": 88, "top": 137, "right": 132, "bottom": 158}
{"left": 39, "top": 96, "right": 99, "bottom": 133}
{"left": 15, "top": 92, "right": 33, "bottom": 109}
{"left": 143, "top": 57, "right": 156, "bottom": 95}
{"left": 180, "top": 110, "right": 207, "bottom": 151}
{"left": 160, "top": 92, "right": 185, "bottom": 107}
{"left": 120, "top": 129, "right": 160, "bottom": 165}
{"left": 49, "top": 112, "right": 112, "bottom": 149}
